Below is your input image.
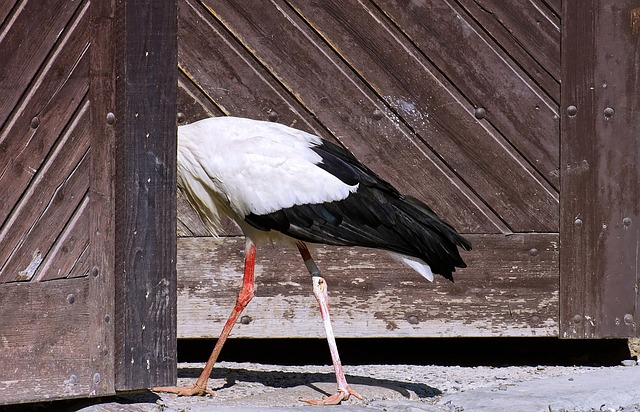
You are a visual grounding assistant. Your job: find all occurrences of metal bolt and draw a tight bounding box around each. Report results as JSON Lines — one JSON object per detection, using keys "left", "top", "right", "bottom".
{"left": 67, "top": 294, "right": 75, "bottom": 304}
{"left": 106, "top": 112, "right": 116, "bottom": 125}
{"left": 574, "top": 218, "right": 583, "bottom": 228}
{"left": 407, "top": 315, "right": 419, "bottom": 325}
{"left": 624, "top": 314, "right": 634, "bottom": 325}
{"left": 567, "top": 105, "right": 578, "bottom": 117}
{"left": 603, "top": 107, "right": 614, "bottom": 119}
{"left": 474, "top": 107, "right": 486, "bottom": 119}
{"left": 267, "top": 110, "right": 279, "bottom": 122}
{"left": 623, "top": 217, "right": 632, "bottom": 227}
{"left": 240, "top": 315, "right": 252, "bottom": 325}
{"left": 30, "top": 116, "right": 40, "bottom": 129}
{"left": 372, "top": 109, "right": 383, "bottom": 120}
{"left": 529, "top": 248, "right": 539, "bottom": 257}
{"left": 93, "top": 373, "right": 101, "bottom": 384}
{"left": 573, "top": 314, "right": 582, "bottom": 324}
{"left": 177, "top": 112, "right": 186, "bottom": 124}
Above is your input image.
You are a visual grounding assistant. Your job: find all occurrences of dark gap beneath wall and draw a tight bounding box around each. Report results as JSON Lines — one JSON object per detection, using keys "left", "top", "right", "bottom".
{"left": 178, "top": 337, "right": 631, "bottom": 367}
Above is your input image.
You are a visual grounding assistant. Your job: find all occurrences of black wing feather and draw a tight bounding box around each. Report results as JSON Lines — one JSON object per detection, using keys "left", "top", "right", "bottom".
{"left": 243, "top": 139, "right": 471, "bottom": 281}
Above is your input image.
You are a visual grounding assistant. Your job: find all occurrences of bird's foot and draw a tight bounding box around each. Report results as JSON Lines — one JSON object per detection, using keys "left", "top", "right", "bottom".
{"left": 152, "top": 383, "right": 215, "bottom": 397}
{"left": 299, "top": 386, "right": 363, "bottom": 405}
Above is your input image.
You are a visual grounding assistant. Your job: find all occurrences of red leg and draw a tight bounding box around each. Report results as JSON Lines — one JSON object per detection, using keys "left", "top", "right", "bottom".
{"left": 153, "top": 238, "right": 257, "bottom": 396}
{"left": 297, "top": 243, "right": 363, "bottom": 405}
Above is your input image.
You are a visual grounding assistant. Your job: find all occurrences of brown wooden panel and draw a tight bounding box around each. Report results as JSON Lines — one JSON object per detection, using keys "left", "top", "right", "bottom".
{"left": 0, "top": 278, "right": 92, "bottom": 405}
{"left": 177, "top": 235, "right": 558, "bottom": 338}
{"left": 0, "top": 7, "right": 90, "bottom": 228}
{"left": 177, "top": 70, "right": 224, "bottom": 124}
{"left": 456, "top": 0, "right": 560, "bottom": 101}
{"left": 0, "top": 0, "right": 84, "bottom": 128}
{"left": 178, "top": 0, "right": 331, "bottom": 138}
{"left": 289, "top": 0, "right": 558, "bottom": 232}
{"left": 368, "top": 0, "right": 560, "bottom": 190}
{"left": 0, "top": 0, "right": 19, "bottom": 26}
{"left": 113, "top": 0, "right": 178, "bottom": 391}
{"left": 0, "top": 102, "right": 90, "bottom": 282}
{"left": 87, "top": 0, "right": 117, "bottom": 398}
{"left": 560, "top": 0, "right": 640, "bottom": 338}
{"left": 201, "top": 0, "right": 508, "bottom": 233}
{"left": 34, "top": 195, "right": 90, "bottom": 281}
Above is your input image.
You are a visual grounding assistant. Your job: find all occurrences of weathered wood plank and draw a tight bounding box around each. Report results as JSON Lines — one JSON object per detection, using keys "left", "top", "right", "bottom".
{"left": 177, "top": 234, "right": 559, "bottom": 338}
{"left": 87, "top": 0, "right": 117, "bottom": 397}
{"left": 177, "top": 70, "right": 224, "bottom": 124}
{"left": 560, "top": 0, "right": 640, "bottom": 338}
{"left": 0, "top": 0, "right": 84, "bottom": 128}
{"left": 113, "top": 0, "right": 178, "bottom": 391}
{"left": 0, "top": 102, "right": 90, "bottom": 282}
{"left": 34, "top": 195, "right": 90, "bottom": 282}
{"left": 203, "top": 0, "right": 509, "bottom": 234}
{"left": 0, "top": 0, "right": 19, "bottom": 27}
{"left": 178, "top": 0, "right": 332, "bottom": 139}
{"left": 455, "top": 0, "right": 560, "bottom": 101}
{"left": 0, "top": 4, "right": 90, "bottom": 228}
{"left": 290, "top": 0, "right": 559, "bottom": 231}
{"left": 0, "top": 278, "right": 92, "bottom": 405}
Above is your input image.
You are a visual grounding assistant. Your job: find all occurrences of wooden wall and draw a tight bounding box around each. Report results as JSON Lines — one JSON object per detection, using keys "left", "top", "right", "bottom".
{"left": 175, "top": 0, "right": 562, "bottom": 339}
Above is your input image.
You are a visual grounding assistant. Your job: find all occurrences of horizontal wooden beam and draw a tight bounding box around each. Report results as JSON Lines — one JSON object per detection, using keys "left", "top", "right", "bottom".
{"left": 177, "top": 234, "right": 559, "bottom": 338}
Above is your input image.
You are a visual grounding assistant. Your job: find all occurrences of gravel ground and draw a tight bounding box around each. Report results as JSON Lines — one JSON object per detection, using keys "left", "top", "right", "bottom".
{"left": 74, "top": 360, "right": 640, "bottom": 412}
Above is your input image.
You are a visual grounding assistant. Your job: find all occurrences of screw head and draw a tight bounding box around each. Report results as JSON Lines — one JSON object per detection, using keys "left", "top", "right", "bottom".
{"left": 177, "top": 112, "right": 186, "bottom": 124}
{"left": 267, "top": 110, "right": 279, "bottom": 122}
{"left": 67, "top": 294, "right": 76, "bottom": 304}
{"left": 529, "top": 248, "right": 539, "bottom": 257}
{"left": 240, "top": 315, "right": 252, "bottom": 325}
{"left": 603, "top": 107, "right": 614, "bottom": 119}
{"left": 567, "top": 105, "right": 578, "bottom": 117}
{"left": 574, "top": 218, "right": 583, "bottom": 228}
{"left": 106, "top": 112, "right": 116, "bottom": 125}
{"left": 474, "top": 107, "right": 486, "bottom": 119}
{"left": 30, "top": 116, "right": 40, "bottom": 129}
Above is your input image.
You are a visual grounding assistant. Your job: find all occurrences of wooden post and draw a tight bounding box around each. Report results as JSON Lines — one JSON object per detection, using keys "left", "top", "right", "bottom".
{"left": 560, "top": 0, "right": 640, "bottom": 338}
{"left": 113, "top": 0, "right": 178, "bottom": 389}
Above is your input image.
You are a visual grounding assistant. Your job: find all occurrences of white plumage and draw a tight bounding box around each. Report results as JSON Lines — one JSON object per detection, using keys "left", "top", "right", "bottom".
{"left": 157, "top": 116, "right": 471, "bottom": 404}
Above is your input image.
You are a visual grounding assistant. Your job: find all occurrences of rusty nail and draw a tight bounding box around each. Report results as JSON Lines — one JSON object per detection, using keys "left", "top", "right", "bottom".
{"left": 67, "top": 294, "right": 75, "bottom": 304}
{"left": 574, "top": 218, "right": 583, "bottom": 228}
{"left": 408, "top": 315, "right": 419, "bottom": 325}
{"left": 106, "top": 112, "right": 116, "bottom": 125}
{"left": 91, "top": 266, "right": 99, "bottom": 277}
{"left": 267, "top": 110, "right": 279, "bottom": 122}
{"left": 240, "top": 315, "right": 252, "bottom": 325}
{"left": 573, "top": 314, "right": 582, "bottom": 324}
{"left": 372, "top": 109, "right": 383, "bottom": 120}
{"left": 30, "top": 116, "right": 40, "bottom": 129}
{"left": 529, "top": 248, "right": 539, "bottom": 257}
{"left": 623, "top": 217, "right": 632, "bottom": 227}
{"left": 603, "top": 107, "right": 614, "bottom": 119}
{"left": 567, "top": 105, "right": 577, "bottom": 117}
{"left": 93, "top": 373, "right": 101, "bottom": 385}
{"left": 474, "top": 107, "right": 486, "bottom": 119}
{"left": 624, "top": 314, "right": 634, "bottom": 325}
{"left": 177, "top": 112, "right": 186, "bottom": 124}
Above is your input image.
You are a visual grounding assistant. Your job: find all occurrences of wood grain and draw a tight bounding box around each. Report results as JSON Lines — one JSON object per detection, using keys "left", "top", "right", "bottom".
{"left": 113, "top": 0, "right": 178, "bottom": 390}
{"left": 177, "top": 235, "right": 559, "bottom": 338}
{"left": 560, "top": 0, "right": 640, "bottom": 338}
{"left": 200, "top": 0, "right": 510, "bottom": 233}
{"left": 0, "top": 278, "right": 93, "bottom": 405}
{"left": 289, "top": 0, "right": 559, "bottom": 231}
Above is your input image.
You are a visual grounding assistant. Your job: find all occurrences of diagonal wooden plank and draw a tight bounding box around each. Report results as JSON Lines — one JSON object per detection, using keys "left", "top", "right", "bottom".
{"left": 179, "top": 0, "right": 332, "bottom": 140}
{"left": 455, "top": 0, "right": 560, "bottom": 102}
{"left": 0, "top": 0, "right": 84, "bottom": 129}
{"left": 0, "top": 2, "right": 90, "bottom": 227}
{"left": 203, "top": 0, "right": 510, "bottom": 233}
{"left": 0, "top": 0, "right": 20, "bottom": 30}
{"left": 370, "top": 0, "right": 560, "bottom": 190}
{"left": 0, "top": 101, "right": 90, "bottom": 282}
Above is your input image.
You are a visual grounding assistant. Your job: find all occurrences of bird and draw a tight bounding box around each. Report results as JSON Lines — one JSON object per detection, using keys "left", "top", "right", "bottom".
{"left": 153, "top": 116, "right": 471, "bottom": 405}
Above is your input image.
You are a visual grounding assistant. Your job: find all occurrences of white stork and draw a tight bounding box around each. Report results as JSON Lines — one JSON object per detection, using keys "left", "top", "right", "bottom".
{"left": 154, "top": 116, "right": 471, "bottom": 405}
